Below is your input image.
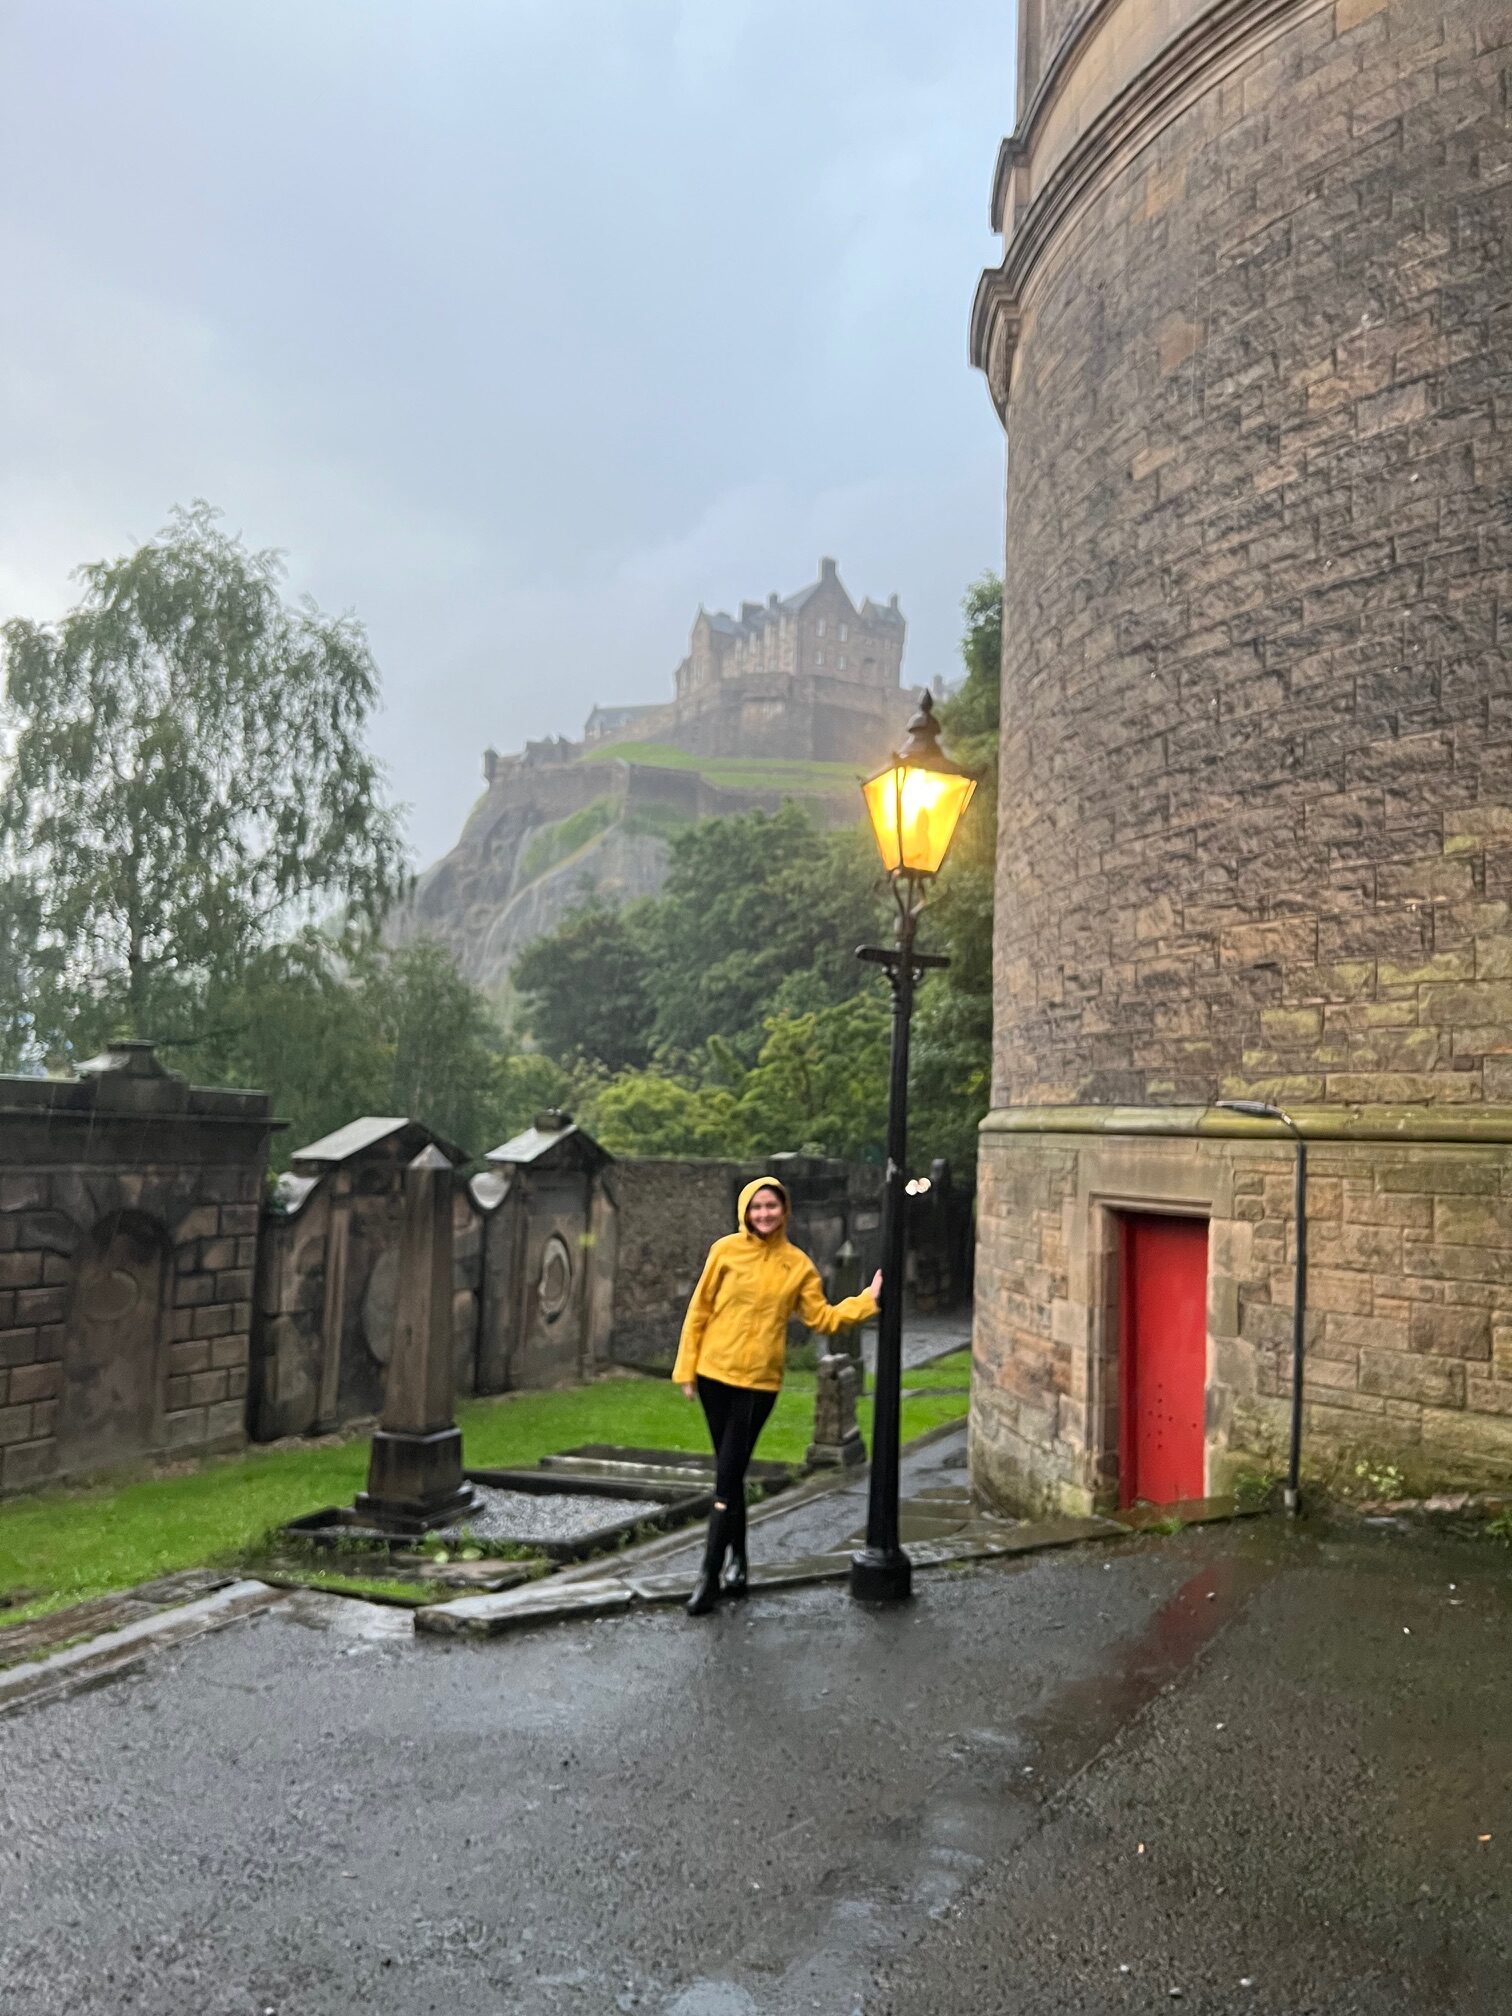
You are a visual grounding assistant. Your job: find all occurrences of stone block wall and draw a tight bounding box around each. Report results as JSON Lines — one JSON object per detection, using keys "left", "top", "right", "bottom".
{"left": 0, "top": 1044, "right": 276, "bottom": 1495}
{"left": 969, "top": 0, "right": 1512, "bottom": 1508}
{"left": 604, "top": 1156, "right": 885, "bottom": 1374}
{"left": 602, "top": 1160, "right": 737, "bottom": 1374}
{"left": 974, "top": 0, "right": 1512, "bottom": 1113}
{"left": 973, "top": 1118, "right": 1512, "bottom": 1514}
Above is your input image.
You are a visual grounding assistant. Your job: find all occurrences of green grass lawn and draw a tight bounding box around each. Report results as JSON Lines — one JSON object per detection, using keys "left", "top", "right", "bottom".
{"left": 0, "top": 1369, "right": 969, "bottom": 1626}
{"left": 902, "top": 1348, "right": 971, "bottom": 1387}
{"left": 580, "top": 740, "right": 860, "bottom": 796}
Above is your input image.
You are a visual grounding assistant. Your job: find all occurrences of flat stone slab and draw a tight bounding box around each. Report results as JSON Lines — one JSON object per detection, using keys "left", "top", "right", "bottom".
{"left": 413, "top": 1504, "right": 1211, "bottom": 1641}
{"left": 539, "top": 1445, "right": 793, "bottom": 1487}
{"left": 0, "top": 1580, "right": 280, "bottom": 1716}
{"left": 401, "top": 1558, "right": 534, "bottom": 1592}
{"left": 0, "top": 1570, "right": 240, "bottom": 1668}
{"left": 843, "top": 1510, "right": 973, "bottom": 1546}
{"left": 748, "top": 1552, "right": 855, "bottom": 1590}
{"left": 987, "top": 1515, "right": 1128, "bottom": 1552}
{"left": 622, "top": 1571, "right": 696, "bottom": 1604}
{"left": 415, "top": 1579, "right": 634, "bottom": 1637}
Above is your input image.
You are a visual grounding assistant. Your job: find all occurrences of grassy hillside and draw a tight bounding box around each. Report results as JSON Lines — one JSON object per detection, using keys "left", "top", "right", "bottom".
{"left": 581, "top": 740, "right": 860, "bottom": 796}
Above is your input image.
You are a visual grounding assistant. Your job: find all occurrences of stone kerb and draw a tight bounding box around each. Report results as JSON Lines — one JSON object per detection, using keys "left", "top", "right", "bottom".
{"left": 0, "top": 1045, "right": 277, "bottom": 1495}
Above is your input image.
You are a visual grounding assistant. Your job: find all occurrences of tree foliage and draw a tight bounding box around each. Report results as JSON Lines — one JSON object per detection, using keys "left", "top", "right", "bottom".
{"left": 511, "top": 900, "right": 652, "bottom": 1072}
{"left": 0, "top": 504, "right": 407, "bottom": 1063}
{"left": 732, "top": 994, "right": 891, "bottom": 1161}
{"left": 632, "top": 801, "right": 887, "bottom": 1060}
{"left": 910, "top": 569, "right": 1002, "bottom": 1174}
{"left": 173, "top": 935, "right": 547, "bottom": 1170}
{"left": 509, "top": 572, "right": 1004, "bottom": 1172}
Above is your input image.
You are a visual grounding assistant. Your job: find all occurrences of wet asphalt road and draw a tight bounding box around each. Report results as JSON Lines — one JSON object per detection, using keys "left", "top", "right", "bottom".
{"left": 1, "top": 1517, "right": 1507, "bottom": 2016}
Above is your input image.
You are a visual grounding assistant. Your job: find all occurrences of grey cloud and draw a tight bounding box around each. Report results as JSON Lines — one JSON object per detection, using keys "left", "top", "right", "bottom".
{"left": 0, "top": 0, "right": 1013, "bottom": 862}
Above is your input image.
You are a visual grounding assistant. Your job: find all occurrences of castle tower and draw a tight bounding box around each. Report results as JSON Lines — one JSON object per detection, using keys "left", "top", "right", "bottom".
{"left": 670, "top": 560, "right": 906, "bottom": 763}
{"left": 969, "top": 0, "right": 1512, "bottom": 1512}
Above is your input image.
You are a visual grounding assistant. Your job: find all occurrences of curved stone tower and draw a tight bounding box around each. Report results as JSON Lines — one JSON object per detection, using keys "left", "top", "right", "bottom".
{"left": 969, "top": 0, "right": 1512, "bottom": 1512}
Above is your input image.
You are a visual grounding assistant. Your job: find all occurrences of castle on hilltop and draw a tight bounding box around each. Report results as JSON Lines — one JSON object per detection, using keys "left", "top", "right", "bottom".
{"left": 575, "top": 558, "right": 905, "bottom": 769}
{"left": 417, "top": 561, "right": 909, "bottom": 989}
{"left": 668, "top": 556, "right": 905, "bottom": 763}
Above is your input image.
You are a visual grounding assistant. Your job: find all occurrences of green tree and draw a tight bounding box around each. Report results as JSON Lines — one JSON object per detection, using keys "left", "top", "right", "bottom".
{"left": 939, "top": 569, "right": 1002, "bottom": 761}
{"left": 0, "top": 504, "right": 407, "bottom": 1063}
{"left": 585, "top": 1068, "right": 744, "bottom": 1159}
{"left": 487, "top": 1050, "right": 574, "bottom": 1144}
{"left": 735, "top": 993, "right": 891, "bottom": 1160}
{"left": 911, "top": 570, "right": 1002, "bottom": 1176}
{"left": 511, "top": 899, "right": 653, "bottom": 1071}
{"left": 175, "top": 935, "right": 531, "bottom": 1169}
{"left": 358, "top": 938, "right": 516, "bottom": 1153}
{"left": 174, "top": 933, "right": 391, "bottom": 1161}
{"left": 639, "top": 803, "right": 888, "bottom": 1059}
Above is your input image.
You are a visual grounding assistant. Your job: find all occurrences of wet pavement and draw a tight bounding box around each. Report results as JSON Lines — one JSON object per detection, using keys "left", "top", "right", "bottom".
{"left": 0, "top": 1514, "right": 1507, "bottom": 2014}
{"left": 650, "top": 1426, "right": 975, "bottom": 1573}
{"left": 863, "top": 1307, "right": 973, "bottom": 1376}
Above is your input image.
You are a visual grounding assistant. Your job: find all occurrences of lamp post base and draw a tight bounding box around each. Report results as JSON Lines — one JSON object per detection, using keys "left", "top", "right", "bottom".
{"left": 848, "top": 1546, "right": 913, "bottom": 1604}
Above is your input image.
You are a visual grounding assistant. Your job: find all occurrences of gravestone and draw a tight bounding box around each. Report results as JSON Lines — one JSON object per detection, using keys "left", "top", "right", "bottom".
{"left": 807, "top": 1352, "right": 864, "bottom": 1469}
{"left": 355, "top": 1146, "right": 481, "bottom": 1533}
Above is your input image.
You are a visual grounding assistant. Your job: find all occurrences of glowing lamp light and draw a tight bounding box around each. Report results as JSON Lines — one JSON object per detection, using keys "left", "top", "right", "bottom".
{"left": 861, "top": 691, "right": 977, "bottom": 880}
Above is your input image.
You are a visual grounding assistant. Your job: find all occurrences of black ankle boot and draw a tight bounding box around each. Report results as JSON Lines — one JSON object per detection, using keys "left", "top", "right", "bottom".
{"left": 721, "top": 1501, "right": 749, "bottom": 1597}
{"left": 687, "top": 1509, "right": 729, "bottom": 1617}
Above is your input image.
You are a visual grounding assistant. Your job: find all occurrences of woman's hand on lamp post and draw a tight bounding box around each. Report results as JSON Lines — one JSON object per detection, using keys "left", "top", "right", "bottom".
{"left": 869, "top": 1271, "right": 883, "bottom": 1301}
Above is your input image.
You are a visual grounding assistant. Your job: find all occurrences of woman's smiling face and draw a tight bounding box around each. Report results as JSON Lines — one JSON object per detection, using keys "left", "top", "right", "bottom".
{"left": 746, "top": 1188, "right": 785, "bottom": 1237}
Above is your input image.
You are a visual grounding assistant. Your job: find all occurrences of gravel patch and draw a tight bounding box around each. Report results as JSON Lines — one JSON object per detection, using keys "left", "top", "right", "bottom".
{"left": 452, "top": 1485, "right": 664, "bottom": 1544}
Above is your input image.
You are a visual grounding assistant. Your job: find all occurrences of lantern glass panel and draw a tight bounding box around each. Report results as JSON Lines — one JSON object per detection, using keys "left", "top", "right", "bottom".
{"left": 862, "top": 763, "right": 976, "bottom": 877}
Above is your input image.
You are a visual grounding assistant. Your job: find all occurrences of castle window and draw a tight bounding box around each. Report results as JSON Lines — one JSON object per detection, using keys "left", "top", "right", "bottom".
{"left": 816, "top": 619, "right": 826, "bottom": 637}
{"left": 839, "top": 623, "right": 848, "bottom": 641}
{"left": 838, "top": 653, "right": 847, "bottom": 669}
{"left": 816, "top": 649, "right": 824, "bottom": 666}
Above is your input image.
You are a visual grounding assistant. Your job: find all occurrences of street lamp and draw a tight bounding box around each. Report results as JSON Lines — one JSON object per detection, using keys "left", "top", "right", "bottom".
{"left": 1213, "top": 1097, "right": 1308, "bottom": 1516}
{"left": 851, "top": 691, "right": 978, "bottom": 1603}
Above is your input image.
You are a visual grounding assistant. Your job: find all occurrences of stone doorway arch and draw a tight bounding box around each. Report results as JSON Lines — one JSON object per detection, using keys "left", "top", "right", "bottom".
{"left": 60, "top": 1211, "right": 169, "bottom": 1476}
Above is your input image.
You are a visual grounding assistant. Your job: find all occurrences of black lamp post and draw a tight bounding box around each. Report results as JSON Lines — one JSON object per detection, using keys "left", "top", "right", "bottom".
{"left": 850, "top": 692, "right": 977, "bottom": 1604}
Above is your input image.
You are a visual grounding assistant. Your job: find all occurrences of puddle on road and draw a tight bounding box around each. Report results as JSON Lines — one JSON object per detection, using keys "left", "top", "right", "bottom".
{"left": 1019, "top": 1549, "right": 1281, "bottom": 1788}
{"left": 756, "top": 1539, "right": 1284, "bottom": 2014}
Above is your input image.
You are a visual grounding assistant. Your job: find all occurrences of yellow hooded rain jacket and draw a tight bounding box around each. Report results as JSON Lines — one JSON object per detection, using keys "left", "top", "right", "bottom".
{"left": 671, "top": 1176, "right": 879, "bottom": 1392}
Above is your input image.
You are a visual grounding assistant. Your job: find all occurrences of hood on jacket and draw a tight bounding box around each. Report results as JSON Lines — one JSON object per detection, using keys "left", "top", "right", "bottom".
{"left": 737, "top": 1175, "right": 790, "bottom": 1238}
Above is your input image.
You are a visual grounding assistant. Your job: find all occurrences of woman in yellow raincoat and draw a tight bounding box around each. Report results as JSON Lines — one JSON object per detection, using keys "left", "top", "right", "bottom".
{"left": 672, "top": 1175, "right": 881, "bottom": 1615}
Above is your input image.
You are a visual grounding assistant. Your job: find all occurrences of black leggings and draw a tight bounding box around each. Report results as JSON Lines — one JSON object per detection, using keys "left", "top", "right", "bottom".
{"left": 696, "top": 1375, "right": 777, "bottom": 1507}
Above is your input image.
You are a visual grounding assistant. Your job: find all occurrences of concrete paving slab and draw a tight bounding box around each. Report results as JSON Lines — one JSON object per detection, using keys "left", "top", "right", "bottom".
{"left": 747, "top": 1551, "right": 854, "bottom": 1589}
{"left": 415, "top": 1577, "right": 633, "bottom": 1636}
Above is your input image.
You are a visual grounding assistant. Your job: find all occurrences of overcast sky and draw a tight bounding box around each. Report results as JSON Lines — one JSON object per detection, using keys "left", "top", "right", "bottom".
{"left": 0, "top": 1, "right": 1014, "bottom": 865}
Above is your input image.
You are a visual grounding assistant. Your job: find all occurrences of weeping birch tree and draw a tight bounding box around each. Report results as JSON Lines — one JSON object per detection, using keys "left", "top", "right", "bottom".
{"left": 0, "top": 504, "right": 408, "bottom": 1066}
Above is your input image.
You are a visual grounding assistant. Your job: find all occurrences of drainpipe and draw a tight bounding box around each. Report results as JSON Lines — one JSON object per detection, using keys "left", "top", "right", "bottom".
{"left": 1214, "top": 1099, "right": 1307, "bottom": 1516}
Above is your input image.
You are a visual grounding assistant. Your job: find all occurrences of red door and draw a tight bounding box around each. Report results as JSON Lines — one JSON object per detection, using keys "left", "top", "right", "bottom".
{"left": 1119, "top": 1213, "right": 1209, "bottom": 1507}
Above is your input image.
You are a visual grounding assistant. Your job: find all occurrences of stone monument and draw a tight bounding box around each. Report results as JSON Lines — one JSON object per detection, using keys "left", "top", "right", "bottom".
{"left": 807, "top": 1353, "right": 864, "bottom": 1470}
{"left": 355, "top": 1146, "right": 480, "bottom": 1533}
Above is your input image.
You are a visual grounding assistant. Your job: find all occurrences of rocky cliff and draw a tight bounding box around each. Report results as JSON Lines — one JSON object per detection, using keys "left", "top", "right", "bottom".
{"left": 396, "top": 750, "right": 860, "bottom": 997}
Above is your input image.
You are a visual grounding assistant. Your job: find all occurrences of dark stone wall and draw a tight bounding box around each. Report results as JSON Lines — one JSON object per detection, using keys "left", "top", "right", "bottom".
{"left": 993, "top": 0, "right": 1512, "bottom": 1111}
{"left": 605, "top": 1157, "right": 884, "bottom": 1373}
{"left": 0, "top": 1048, "right": 276, "bottom": 1494}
